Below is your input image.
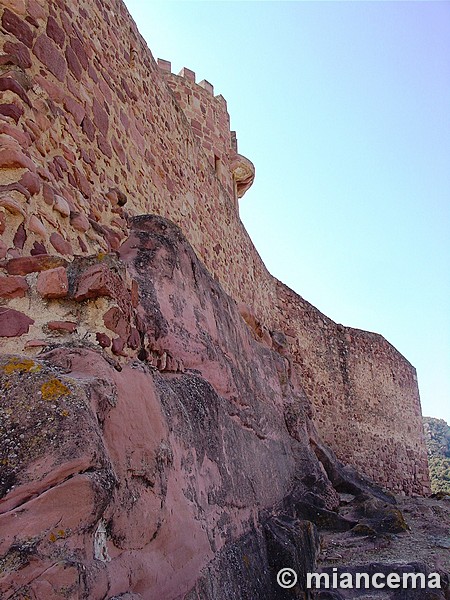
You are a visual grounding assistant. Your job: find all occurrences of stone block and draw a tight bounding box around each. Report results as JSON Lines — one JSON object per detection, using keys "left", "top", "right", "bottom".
{"left": 0, "top": 148, "right": 35, "bottom": 171}
{"left": 50, "top": 232, "right": 73, "bottom": 255}
{"left": 2, "top": 8, "right": 34, "bottom": 47}
{"left": 33, "top": 34, "right": 67, "bottom": 81}
{"left": 0, "top": 306, "right": 33, "bottom": 336}
{"left": 36, "top": 266, "right": 68, "bottom": 299}
{"left": 46, "top": 15, "right": 65, "bottom": 47}
{"left": 0, "top": 275, "right": 28, "bottom": 298}
{"left": 47, "top": 320, "right": 77, "bottom": 333}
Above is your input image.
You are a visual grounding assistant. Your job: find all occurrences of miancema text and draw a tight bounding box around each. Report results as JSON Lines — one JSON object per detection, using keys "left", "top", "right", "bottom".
{"left": 307, "top": 569, "right": 441, "bottom": 590}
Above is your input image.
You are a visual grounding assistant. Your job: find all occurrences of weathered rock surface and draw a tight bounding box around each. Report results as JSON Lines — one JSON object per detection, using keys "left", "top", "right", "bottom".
{"left": 0, "top": 216, "right": 447, "bottom": 599}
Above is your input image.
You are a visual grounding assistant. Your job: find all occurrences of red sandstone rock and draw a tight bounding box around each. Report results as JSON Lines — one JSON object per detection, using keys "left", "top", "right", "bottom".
{"left": 96, "top": 331, "right": 111, "bottom": 347}
{"left": 0, "top": 275, "right": 28, "bottom": 298}
{"left": 46, "top": 15, "right": 65, "bottom": 47}
{"left": 72, "top": 261, "right": 128, "bottom": 304}
{"left": 0, "top": 75, "right": 30, "bottom": 105}
{"left": 0, "top": 196, "right": 26, "bottom": 216}
{"left": 103, "top": 306, "right": 130, "bottom": 339}
{"left": 13, "top": 222, "right": 26, "bottom": 249}
{"left": 0, "top": 147, "right": 35, "bottom": 170}
{"left": 47, "top": 320, "right": 77, "bottom": 333}
{"left": 4, "top": 255, "right": 67, "bottom": 275}
{"left": 65, "top": 44, "right": 82, "bottom": 80}
{"left": 19, "top": 170, "right": 40, "bottom": 195}
{"left": 30, "top": 241, "right": 47, "bottom": 256}
{"left": 0, "top": 307, "right": 33, "bottom": 336}
{"left": 63, "top": 95, "right": 85, "bottom": 125}
{"left": 42, "top": 182, "right": 55, "bottom": 205}
{"left": 50, "top": 232, "right": 73, "bottom": 255}
{"left": 33, "top": 34, "right": 67, "bottom": 81}
{"left": 0, "top": 121, "right": 31, "bottom": 147}
{"left": 0, "top": 102, "right": 23, "bottom": 122}
{"left": 70, "top": 211, "right": 90, "bottom": 232}
{"left": 36, "top": 266, "right": 68, "bottom": 299}
{"left": 2, "top": 8, "right": 34, "bottom": 48}
{"left": 53, "top": 194, "right": 70, "bottom": 217}
{"left": 111, "top": 336, "right": 126, "bottom": 356}
{"left": 3, "top": 40, "right": 32, "bottom": 69}
{"left": 0, "top": 212, "right": 5, "bottom": 235}
{"left": 28, "top": 215, "right": 46, "bottom": 237}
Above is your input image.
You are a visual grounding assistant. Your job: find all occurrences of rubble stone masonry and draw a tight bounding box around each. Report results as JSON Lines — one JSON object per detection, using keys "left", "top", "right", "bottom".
{"left": 0, "top": 0, "right": 430, "bottom": 494}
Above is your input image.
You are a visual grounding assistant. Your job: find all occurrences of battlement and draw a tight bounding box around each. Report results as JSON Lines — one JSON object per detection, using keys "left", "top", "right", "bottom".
{"left": 157, "top": 58, "right": 255, "bottom": 203}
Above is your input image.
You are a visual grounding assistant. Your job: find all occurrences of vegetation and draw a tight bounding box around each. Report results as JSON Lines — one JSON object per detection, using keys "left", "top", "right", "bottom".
{"left": 423, "top": 416, "right": 450, "bottom": 494}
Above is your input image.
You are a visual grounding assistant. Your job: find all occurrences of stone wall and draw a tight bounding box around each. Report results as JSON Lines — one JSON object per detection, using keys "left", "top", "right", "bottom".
{"left": 275, "top": 282, "right": 430, "bottom": 494}
{"left": 0, "top": 0, "right": 430, "bottom": 494}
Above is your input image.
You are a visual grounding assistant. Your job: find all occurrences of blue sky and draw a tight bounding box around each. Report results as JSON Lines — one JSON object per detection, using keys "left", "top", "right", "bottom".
{"left": 124, "top": 1, "right": 450, "bottom": 423}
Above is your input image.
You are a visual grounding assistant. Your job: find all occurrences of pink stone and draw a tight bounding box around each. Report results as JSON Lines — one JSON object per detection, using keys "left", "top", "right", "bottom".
{"left": 2, "top": 8, "right": 34, "bottom": 48}
{"left": 64, "top": 95, "right": 85, "bottom": 125}
{"left": 0, "top": 275, "right": 28, "bottom": 298}
{"left": 103, "top": 306, "right": 130, "bottom": 338}
{"left": 65, "top": 45, "right": 82, "bottom": 80}
{"left": 70, "top": 36, "right": 89, "bottom": 70}
{"left": 47, "top": 320, "right": 77, "bottom": 333}
{"left": 46, "top": 15, "right": 65, "bottom": 47}
{"left": 24, "top": 339, "right": 47, "bottom": 348}
{"left": 0, "top": 75, "right": 30, "bottom": 105}
{"left": 53, "top": 195, "right": 70, "bottom": 217}
{"left": 50, "top": 232, "right": 73, "bottom": 255}
{"left": 128, "top": 328, "right": 140, "bottom": 350}
{"left": 73, "top": 264, "right": 118, "bottom": 301}
{"left": 92, "top": 98, "right": 109, "bottom": 137}
{"left": 42, "top": 182, "right": 55, "bottom": 205}
{"left": 30, "top": 241, "right": 47, "bottom": 256}
{"left": 33, "top": 34, "right": 67, "bottom": 82}
{"left": 3, "top": 40, "right": 32, "bottom": 69}
{"left": 0, "top": 147, "right": 36, "bottom": 170}
{"left": 0, "top": 121, "right": 32, "bottom": 147}
{"left": 0, "top": 102, "right": 23, "bottom": 123}
{"left": 13, "top": 222, "right": 26, "bottom": 249}
{"left": 111, "top": 336, "right": 126, "bottom": 356}
{"left": 28, "top": 215, "right": 46, "bottom": 237}
{"left": 19, "top": 171, "right": 41, "bottom": 195}
{"left": 70, "top": 211, "right": 90, "bottom": 232}
{"left": 96, "top": 332, "right": 111, "bottom": 348}
{"left": 0, "top": 306, "right": 33, "bottom": 336}
{"left": 36, "top": 266, "right": 68, "bottom": 299}
{"left": 34, "top": 74, "right": 66, "bottom": 103}
{"left": 5, "top": 255, "right": 67, "bottom": 275}
{"left": 0, "top": 196, "right": 25, "bottom": 217}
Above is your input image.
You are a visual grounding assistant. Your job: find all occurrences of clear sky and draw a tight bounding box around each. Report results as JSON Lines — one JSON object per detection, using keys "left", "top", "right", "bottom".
{"left": 123, "top": 1, "right": 450, "bottom": 424}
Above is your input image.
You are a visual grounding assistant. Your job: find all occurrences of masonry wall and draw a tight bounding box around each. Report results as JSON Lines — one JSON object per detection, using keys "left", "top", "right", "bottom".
{"left": 275, "top": 282, "right": 430, "bottom": 494}
{"left": 0, "top": 0, "right": 430, "bottom": 494}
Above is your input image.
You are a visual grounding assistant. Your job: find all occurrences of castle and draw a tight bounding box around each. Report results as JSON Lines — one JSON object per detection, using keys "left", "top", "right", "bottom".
{"left": 0, "top": 0, "right": 430, "bottom": 495}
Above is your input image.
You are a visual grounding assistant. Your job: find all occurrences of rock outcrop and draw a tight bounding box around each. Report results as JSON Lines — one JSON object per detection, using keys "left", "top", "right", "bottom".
{"left": 1, "top": 217, "right": 445, "bottom": 599}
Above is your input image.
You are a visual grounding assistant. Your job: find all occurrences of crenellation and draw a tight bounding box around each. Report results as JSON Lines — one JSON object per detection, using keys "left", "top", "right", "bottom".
{"left": 199, "top": 78, "right": 214, "bottom": 95}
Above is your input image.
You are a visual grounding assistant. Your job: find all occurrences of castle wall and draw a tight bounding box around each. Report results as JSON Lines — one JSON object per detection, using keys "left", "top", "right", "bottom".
{"left": 0, "top": 0, "right": 430, "bottom": 494}
{"left": 275, "top": 282, "right": 430, "bottom": 494}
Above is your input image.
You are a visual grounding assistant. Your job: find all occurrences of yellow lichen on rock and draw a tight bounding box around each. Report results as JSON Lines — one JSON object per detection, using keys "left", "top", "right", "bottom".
{"left": 1, "top": 357, "right": 41, "bottom": 375}
{"left": 41, "top": 378, "right": 71, "bottom": 402}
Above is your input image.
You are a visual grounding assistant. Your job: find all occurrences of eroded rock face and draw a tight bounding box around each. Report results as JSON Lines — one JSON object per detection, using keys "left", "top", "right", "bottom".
{"left": 0, "top": 217, "right": 446, "bottom": 599}
{"left": 0, "top": 216, "right": 329, "bottom": 598}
